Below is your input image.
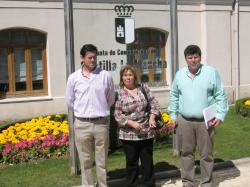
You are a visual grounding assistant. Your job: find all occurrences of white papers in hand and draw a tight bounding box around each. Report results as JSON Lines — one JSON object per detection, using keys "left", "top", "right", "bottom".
{"left": 202, "top": 104, "right": 216, "bottom": 129}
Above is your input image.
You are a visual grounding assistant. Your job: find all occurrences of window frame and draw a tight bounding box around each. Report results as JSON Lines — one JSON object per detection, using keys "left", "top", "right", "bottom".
{"left": 127, "top": 28, "right": 168, "bottom": 86}
{"left": 0, "top": 28, "right": 48, "bottom": 98}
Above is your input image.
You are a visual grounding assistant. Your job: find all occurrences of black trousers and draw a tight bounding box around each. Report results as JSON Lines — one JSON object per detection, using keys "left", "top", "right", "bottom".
{"left": 121, "top": 138, "right": 155, "bottom": 187}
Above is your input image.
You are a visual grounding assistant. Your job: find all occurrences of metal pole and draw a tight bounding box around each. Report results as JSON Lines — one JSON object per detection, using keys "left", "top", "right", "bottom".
{"left": 170, "top": 0, "right": 179, "bottom": 79}
{"left": 64, "top": 0, "right": 78, "bottom": 175}
{"left": 170, "top": 0, "right": 180, "bottom": 157}
{"left": 234, "top": 0, "right": 240, "bottom": 101}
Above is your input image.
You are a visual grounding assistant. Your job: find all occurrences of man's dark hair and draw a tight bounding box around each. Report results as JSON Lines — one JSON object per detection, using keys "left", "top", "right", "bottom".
{"left": 184, "top": 45, "right": 201, "bottom": 57}
{"left": 80, "top": 44, "right": 98, "bottom": 57}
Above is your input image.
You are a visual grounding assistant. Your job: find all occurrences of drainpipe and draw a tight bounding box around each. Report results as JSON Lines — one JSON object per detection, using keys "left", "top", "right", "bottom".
{"left": 170, "top": 0, "right": 179, "bottom": 80}
{"left": 64, "top": 0, "right": 78, "bottom": 175}
{"left": 234, "top": 0, "right": 239, "bottom": 101}
{"left": 170, "top": 0, "right": 179, "bottom": 157}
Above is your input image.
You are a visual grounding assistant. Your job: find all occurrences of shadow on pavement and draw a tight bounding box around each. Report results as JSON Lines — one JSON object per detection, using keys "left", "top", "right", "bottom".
{"left": 108, "top": 167, "right": 126, "bottom": 180}
{"left": 108, "top": 158, "right": 241, "bottom": 187}
{"left": 108, "top": 161, "right": 179, "bottom": 187}
{"left": 188, "top": 159, "right": 241, "bottom": 187}
{"left": 108, "top": 161, "right": 178, "bottom": 180}
{"left": 155, "top": 161, "right": 179, "bottom": 172}
{"left": 212, "top": 159, "right": 241, "bottom": 187}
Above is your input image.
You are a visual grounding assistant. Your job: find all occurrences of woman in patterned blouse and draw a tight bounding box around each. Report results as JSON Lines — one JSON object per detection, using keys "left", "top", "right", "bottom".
{"left": 114, "top": 65, "right": 160, "bottom": 187}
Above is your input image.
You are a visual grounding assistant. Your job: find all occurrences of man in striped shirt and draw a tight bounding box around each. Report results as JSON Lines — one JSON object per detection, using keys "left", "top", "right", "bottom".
{"left": 66, "top": 44, "right": 115, "bottom": 187}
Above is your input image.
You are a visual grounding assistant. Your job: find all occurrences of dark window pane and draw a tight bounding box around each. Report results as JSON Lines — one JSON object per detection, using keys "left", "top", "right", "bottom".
{"left": 31, "top": 48, "right": 43, "bottom": 90}
{"left": 141, "top": 74, "right": 149, "bottom": 83}
{"left": 0, "top": 31, "right": 10, "bottom": 45}
{"left": 134, "top": 29, "right": 167, "bottom": 47}
{"left": 154, "top": 73, "right": 161, "bottom": 82}
{"left": 0, "top": 83, "right": 8, "bottom": 93}
{"left": 33, "top": 80, "right": 43, "bottom": 90}
{"left": 29, "top": 31, "right": 46, "bottom": 44}
{"left": 14, "top": 48, "right": 26, "bottom": 91}
{"left": 11, "top": 31, "right": 26, "bottom": 45}
{"left": 16, "top": 82, "right": 26, "bottom": 91}
{"left": 127, "top": 29, "right": 167, "bottom": 85}
{"left": 0, "top": 48, "right": 9, "bottom": 92}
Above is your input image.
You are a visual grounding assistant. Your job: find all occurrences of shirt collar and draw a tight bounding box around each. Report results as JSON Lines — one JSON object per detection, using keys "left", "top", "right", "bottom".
{"left": 186, "top": 64, "right": 203, "bottom": 78}
{"left": 81, "top": 66, "right": 101, "bottom": 77}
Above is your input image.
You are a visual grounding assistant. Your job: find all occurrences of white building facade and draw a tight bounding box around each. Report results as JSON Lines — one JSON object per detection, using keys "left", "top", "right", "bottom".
{"left": 0, "top": 0, "right": 250, "bottom": 120}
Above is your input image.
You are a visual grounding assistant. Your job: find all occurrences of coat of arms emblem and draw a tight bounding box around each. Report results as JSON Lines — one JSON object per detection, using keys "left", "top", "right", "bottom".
{"left": 114, "top": 4, "right": 135, "bottom": 44}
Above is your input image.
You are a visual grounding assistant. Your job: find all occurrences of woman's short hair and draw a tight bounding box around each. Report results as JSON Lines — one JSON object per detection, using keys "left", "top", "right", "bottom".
{"left": 119, "top": 65, "right": 139, "bottom": 88}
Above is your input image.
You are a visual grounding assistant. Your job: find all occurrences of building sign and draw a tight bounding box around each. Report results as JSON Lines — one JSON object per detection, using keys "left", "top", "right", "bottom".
{"left": 114, "top": 4, "right": 135, "bottom": 44}
{"left": 97, "top": 48, "right": 167, "bottom": 71}
{"left": 97, "top": 49, "right": 127, "bottom": 72}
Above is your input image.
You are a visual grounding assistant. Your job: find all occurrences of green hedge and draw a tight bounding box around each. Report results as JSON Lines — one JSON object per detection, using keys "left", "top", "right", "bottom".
{"left": 235, "top": 97, "right": 250, "bottom": 118}
{"left": 109, "top": 106, "right": 122, "bottom": 151}
{"left": 0, "top": 118, "right": 31, "bottom": 131}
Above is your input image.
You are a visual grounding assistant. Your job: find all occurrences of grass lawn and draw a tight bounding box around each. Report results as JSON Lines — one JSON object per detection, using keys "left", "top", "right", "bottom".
{"left": 213, "top": 106, "right": 250, "bottom": 160}
{"left": 0, "top": 106, "right": 250, "bottom": 186}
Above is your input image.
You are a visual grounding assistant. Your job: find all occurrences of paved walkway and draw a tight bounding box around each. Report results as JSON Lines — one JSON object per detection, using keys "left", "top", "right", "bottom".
{"left": 108, "top": 157, "right": 250, "bottom": 187}
{"left": 158, "top": 157, "right": 250, "bottom": 187}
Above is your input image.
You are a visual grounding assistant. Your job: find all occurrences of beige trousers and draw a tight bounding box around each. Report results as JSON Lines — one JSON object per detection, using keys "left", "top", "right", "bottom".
{"left": 74, "top": 118, "right": 109, "bottom": 187}
{"left": 177, "top": 115, "right": 214, "bottom": 187}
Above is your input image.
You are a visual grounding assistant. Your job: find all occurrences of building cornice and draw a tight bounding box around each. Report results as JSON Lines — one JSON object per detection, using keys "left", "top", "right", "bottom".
{"left": 5, "top": 0, "right": 250, "bottom": 8}
{"left": 3, "top": 0, "right": 237, "bottom": 6}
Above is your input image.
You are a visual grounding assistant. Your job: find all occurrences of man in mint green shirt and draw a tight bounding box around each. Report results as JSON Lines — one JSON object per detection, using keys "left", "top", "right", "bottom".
{"left": 168, "top": 45, "right": 228, "bottom": 187}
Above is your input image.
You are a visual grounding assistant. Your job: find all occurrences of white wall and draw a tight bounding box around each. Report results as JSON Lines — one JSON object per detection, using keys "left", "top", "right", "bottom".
{"left": 239, "top": 8, "right": 250, "bottom": 98}
{"left": 178, "top": 10, "right": 202, "bottom": 68}
{"left": 177, "top": 5, "right": 235, "bottom": 103}
{"left": 1, "top": 1, "right": 250, "bottom": 121}
{"left": 72, "top": 4, "right": 171, "bottom": 85}
{"left": 0, "top": 2, "right": 67, "bottom": 121}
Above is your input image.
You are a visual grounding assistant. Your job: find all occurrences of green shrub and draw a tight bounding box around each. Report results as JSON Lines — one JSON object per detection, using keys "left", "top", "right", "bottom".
{"left": 235, "top": 97, "right": 250, "bottom": 117}
{"left": 109, "top": 106, "right": 122, "bottom": 151}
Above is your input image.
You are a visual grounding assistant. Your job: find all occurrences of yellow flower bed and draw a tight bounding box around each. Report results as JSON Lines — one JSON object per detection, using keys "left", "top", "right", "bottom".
{"left": 0, "top": 115, "right": 69, "bottom": 145}
{"left": 154, "top": 112, "right": 173, "bottom": 141}
{"left": 245, "top": 100, "right": 250, "bottom": 106}
{"left": 161, "top": 112, "right": 172, "bottom": 124}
